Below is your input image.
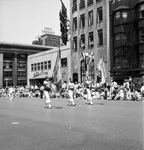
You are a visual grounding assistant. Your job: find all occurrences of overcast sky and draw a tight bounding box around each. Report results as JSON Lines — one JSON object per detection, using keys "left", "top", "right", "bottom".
{"left": 0, "top": 0, "right": 70, "bottom": 44}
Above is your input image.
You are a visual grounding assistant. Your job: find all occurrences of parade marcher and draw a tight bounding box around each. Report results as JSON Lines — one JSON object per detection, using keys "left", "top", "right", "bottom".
{"left": 123, "top": 79, "right": 131, "bottom": 100}
{"left": 9, "top": 85, "right": 14, "bottom": 101}
{"left": 129, "top": 76, "right": 135, "bottom": 92}
{"left": 43, "top": 76, "right": 52, "bottom": 109}
{"left": 103, "top": 78, "right": 109, "bottom": 100}
{"left": 140, "top": 81, "right": 144, "bottom": 97}
{"left": 109, "top": 79, "right": 118, "bottom": 100}
{"left": 67, "top": 78, "right": 76, "bottom": 106}
{"left": 85, "top": 76, "right": 93, "bottom": 105}
{"left": 60, "top": 81, "right": 67, "bottom": 98}
{"left": 40, "top": 84, "right": 44, "bottom": 99}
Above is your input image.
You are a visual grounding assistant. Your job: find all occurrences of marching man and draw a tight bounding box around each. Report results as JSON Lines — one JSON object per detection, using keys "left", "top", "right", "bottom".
{"left": 67, "top": 78, "right": 76, "bottom": 106}
{"left": 85, "top": 76, "right": 93, "bottom": 105}
{"left": 43, "top": 76, "right": 52, "bottom": 109}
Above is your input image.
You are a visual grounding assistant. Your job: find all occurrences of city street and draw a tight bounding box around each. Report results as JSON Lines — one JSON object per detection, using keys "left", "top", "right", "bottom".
{"left": 0, "top": 97, "right": 143, "bottom": 150}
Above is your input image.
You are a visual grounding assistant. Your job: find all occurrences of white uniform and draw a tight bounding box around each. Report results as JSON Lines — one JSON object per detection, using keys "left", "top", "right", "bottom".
{"left": 85, "top": 80, "right": 93, "bottom": 105}
{"left": 9, "top": 87, "right": 14, "bottom": 101}
{"left": 68, "top": 82, "right": 76, "bottom": 106}
{"left": 43, "top": 80, "right": 52, "bottom": 108}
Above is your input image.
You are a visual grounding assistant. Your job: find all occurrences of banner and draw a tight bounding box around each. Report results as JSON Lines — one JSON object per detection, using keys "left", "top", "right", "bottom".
{"left": 97, "top": 55, "right": 106, "bottom": 84}
{"left": 52, "top": 49, "right": 62, "bottom": 90}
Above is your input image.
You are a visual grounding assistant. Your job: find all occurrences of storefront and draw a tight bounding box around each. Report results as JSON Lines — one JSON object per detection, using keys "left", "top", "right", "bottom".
{"left": 27, "top": 45, "right": 71, "bottom": 86}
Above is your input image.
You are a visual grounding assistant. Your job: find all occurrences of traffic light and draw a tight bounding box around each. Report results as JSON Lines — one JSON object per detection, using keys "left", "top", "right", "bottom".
{"left": 59, "top": 0, "right": 68, "bottom": 45}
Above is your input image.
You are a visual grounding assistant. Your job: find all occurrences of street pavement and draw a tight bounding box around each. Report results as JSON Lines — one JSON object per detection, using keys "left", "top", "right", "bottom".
{"left": 0, "top": 97, "right": 143, "bottom": 150}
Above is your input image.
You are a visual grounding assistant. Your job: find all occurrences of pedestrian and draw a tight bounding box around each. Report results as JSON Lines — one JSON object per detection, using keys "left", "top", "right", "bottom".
{"left": 67, "top": 78, "right": 76, "bottom": 106}
{"left": 43, "top": 76, "right": 52, "bottom": 109}
{"left": 85, "top": 76, "right": 93, "bottom": 105}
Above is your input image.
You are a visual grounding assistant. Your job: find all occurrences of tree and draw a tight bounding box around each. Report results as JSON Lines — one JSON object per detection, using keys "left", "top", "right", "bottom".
{"left": 59, "top": 0, "right": 68, "bottom": 45}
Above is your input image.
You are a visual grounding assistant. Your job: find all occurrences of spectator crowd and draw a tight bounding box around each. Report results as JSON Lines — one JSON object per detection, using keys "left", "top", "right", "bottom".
{"left": 0, "top": 76, "right": 144, "bottom": 101}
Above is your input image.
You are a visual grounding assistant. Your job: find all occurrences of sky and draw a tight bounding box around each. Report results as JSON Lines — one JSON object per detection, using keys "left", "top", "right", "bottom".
{"left": 0, "top": 0, "right": 70, "bottom": 44}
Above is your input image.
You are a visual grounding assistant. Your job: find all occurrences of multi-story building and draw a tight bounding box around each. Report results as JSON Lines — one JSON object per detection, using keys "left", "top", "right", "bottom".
{"left": 109, "top": 0, "right": 144, "bottom": 86}
{"left": 70, "top": 0, "right": 110, "bottom": 83}
{"left": 0, "top": 42, "right": 53, "bottom": 87}
{"left": 32, "top": 34, "right": 61, "bottom": 48}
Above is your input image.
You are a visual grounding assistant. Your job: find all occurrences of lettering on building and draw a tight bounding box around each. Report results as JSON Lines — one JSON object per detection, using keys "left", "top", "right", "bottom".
{"left": 33, "top": 71, "right": 48, "bottom": 78}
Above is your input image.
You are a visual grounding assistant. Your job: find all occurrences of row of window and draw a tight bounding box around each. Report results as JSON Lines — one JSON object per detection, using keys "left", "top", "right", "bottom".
{"left": 31, "top": 58, "right": 68, "bottom": 72}
{"left": 114, "top": 8, "right": 144, "bottom": 26}
{"left": 3, "top": 54, "right": 27, "bottom": 61}
{"left": 3, "top": 62, "right": 26, "bottom": 69}
{"left": 3, "top": 71, "right": 26, "bottom": 77}
{"left": 73, "top": 30, "right": 103, "bottom": 51}
{"left": 73, "top": 7, "right": 103, "bottom": 31}
{"left": 72, "top": 0, "right": 102, "bottom": 12}
{"left": 31, "top": 61, "right": 51, "bottom": 72}
{"left": 114, "top": 28, "right": 144, "bottom": 47}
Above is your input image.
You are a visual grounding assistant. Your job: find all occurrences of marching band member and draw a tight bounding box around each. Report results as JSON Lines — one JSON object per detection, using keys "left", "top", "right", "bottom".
{"left": 67, "top": 78, "right": 76, "bottom": 106}
{"left": 85, "top": 76, "right": 93, "bottom": 105}
{"left": 43, "top": 76, "right": 52, "bottom": 109}
{"left": 9, "top": 85, "right": 14, "bottom": 101}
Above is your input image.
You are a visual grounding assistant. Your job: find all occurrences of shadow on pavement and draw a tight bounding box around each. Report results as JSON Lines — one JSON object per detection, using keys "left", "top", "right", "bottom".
{"left": 52, "top": 106, "right": 63, "bottom": 109}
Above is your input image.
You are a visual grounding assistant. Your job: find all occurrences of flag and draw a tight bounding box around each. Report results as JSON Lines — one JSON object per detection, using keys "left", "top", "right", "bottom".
{"left": 97, "top": 55, "right": 106, "bottom": 84}
{"left": 89, "top": 52, "right": 94, "bottom": 64}
{"left": 52, "top": 49, "right": 62, "bottom": 90}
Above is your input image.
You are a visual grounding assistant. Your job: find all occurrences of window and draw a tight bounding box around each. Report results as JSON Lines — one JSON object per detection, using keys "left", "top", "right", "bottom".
{"left": 88, "top": 32, "right": 94, "bottom": 48}
{"left": 80, "top": 14, "right": 85, "bottom": 28}
{"left": 34, "top": 63, "right": 37, "bottom": 71}
{"left": 17, "top": 62, "right": 26, "bottom": 69}
{"left": 3, "top": 71, "right": 12, "bottom": 77}
{"left": 41, "top": 62, "right": 43, "bottom": 70}
{"left": 97, "top": 7, "right": 103, "bottom": 22}
{"left": 73, "top": 0, "right": 77, "bottom": 5}
{"left": 115, "top": 57, "right": 121, "bottom": 69}
{"left": 87, "top": 0, "right": 93, "bottom": 6}
{"left": 96, "top": 0, "right": 102, "bottom": 3}
{"left": 72, "top": 0, "right": 77, "bottom": 12}
{"left": 44, "top": 61, "right": 47, "bottom": 70}
{"left": 115, "top": 11, "right": 120, "bottom": 19}
{"left": 122, "top": 11, "right": 128, "bottom": 21}
{"left": 115, "top": 48, "right": 123, "bottom": 56}
{"left": 73, "top": 37, "right": 77, "bottom": 52}
{"left": 48, "top": 61, "right": 51, "bottom": 69}
{"left": 98, "top": 29, "right": 103, "bottom": 46}
{"left": 3, "top": 53, "right": 13, "bottom": 61}
{"left": 115, "top": 34, "right": 121, "bottom": 47}
{"left": 3, "top": 62, "right": 13, "bottom": 69}
{"left": 38, "top": 63, "right": 40, "bottom": 70}
{"left": 112, "top": 0, "right": 115, "bottom": 4}
{"left": 31, "top": 64, "right": 34, "bottom": 71}
{"left": 114, "top": 33, "right": 127, "bottom": 47}
{"left": 141, "top": 60, "right": 144, "bottom": 69}
{"left": 17, "top": 71, "right": 26, "bottom": 77}
{"left": 61, "top": 58, "right": 67, "bottom": 67}
{"left": 80, "top": 34, "right": 85, "bottom": 49}
{"left": 73, "top": 17, "right": 77, "bottom": 31}
{"left": 17, "top": 54, "right": 26, "bottom": 61}
{"left": 88, "top": 10, "right": 93, "bottom": 26}
{"left": 79, "top": 0, "right": 85, "bottom": 9}
{"left": 140, "top": 28, "right": 144, "bottom": 43}
{"left": 140, "top": 4, "right": 144, "bottom": 18}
